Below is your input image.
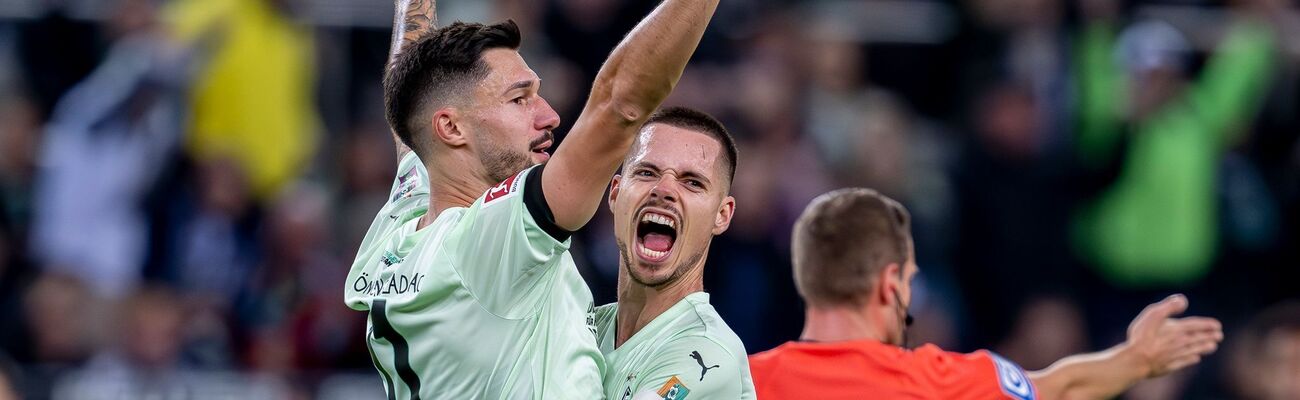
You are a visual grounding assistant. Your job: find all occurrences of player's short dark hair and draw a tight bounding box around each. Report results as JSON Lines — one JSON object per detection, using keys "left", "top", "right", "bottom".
{"left": 384, "top": 20, "right": 522, "bottom": 154}
{"left": 792, "top": 188, "right": 912, "bottom": 308}
{"left": 638, "top": 106, "right": 739, "bottom": 188}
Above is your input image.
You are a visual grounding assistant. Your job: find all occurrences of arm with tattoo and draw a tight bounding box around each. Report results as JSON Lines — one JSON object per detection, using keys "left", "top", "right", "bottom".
{"left": 386, "top": 0, "right": 437, "bottom": 160}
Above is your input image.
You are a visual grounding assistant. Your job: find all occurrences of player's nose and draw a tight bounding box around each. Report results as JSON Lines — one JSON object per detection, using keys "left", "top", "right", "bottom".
{"left": 534, "top": 96, "right": 561, "bottom": 131}
{"left": 649, "top": 175, "right": 679, "bottom": 204}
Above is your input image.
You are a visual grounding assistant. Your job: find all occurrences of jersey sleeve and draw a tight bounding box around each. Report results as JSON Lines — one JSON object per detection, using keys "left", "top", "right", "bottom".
{"left": 444, "top": 163, "right": 575, "bottom": 318}
{"left": 914, "top": 345, "right": 1038, "bottom": 400}
{"left": 628, "top": 336, "right": 743, "bottom": 400}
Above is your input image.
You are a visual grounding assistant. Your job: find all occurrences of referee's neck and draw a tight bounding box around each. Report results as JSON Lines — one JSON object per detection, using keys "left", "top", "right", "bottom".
{"left": 800, "top": 305, "right": 889, "bottom": 344}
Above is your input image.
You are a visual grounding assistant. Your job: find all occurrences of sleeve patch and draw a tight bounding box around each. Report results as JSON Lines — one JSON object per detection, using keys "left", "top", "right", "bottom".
{"left": 484, "top": 169, "right": 525, "bottom": 204}
{"left": 990, "top": 353, "right": 1036, "bottom": 400}
{"left": 391, "top": 166, "right": 421, "bottom": 202}
{"left": 655, "top": 376, "right": 691, "bottom": 400}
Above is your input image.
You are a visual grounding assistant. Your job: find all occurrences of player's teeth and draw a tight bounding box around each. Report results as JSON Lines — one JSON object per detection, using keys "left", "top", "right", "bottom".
{"left": 637, "top": 243, "right": 666, "bottom": 259}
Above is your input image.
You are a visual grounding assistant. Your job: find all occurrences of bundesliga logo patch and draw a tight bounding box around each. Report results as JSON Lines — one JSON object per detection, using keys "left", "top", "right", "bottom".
{"left": 484, "top": 169, "right": 525, "bottom": 204}
{"left": 990, "top": 352, "right": 1036, "bottom": 400}
{"left": 656, "top": 376, "right": 690, "bottom": 400}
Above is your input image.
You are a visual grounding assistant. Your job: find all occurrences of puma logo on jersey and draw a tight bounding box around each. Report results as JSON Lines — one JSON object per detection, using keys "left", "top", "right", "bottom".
{"left": 690, "top": 351, "right": 720, "bottom": 381}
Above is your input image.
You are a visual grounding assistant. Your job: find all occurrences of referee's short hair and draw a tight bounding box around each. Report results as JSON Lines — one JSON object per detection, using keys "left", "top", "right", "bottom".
{"left": 792, "top": 188, "right": 912, "bottom": 308}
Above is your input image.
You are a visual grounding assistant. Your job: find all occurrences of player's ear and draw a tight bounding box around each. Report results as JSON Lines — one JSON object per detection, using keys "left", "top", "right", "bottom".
{"left": 878, "top": 263, "right": 901, "bottom": 306}
{"left": 711, "top": 195, "right": 735, "bottom": 235}
{"left": 608, "top": 174, "right": 623, "bottom": 209}
{"left": 432, "top": 108, "right": 467, "bottom": 147}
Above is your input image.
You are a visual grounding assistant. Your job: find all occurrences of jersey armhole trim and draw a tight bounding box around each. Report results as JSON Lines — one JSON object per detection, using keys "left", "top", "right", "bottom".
{"left": 523, "top": 163, "right": 574, "bottom": 241}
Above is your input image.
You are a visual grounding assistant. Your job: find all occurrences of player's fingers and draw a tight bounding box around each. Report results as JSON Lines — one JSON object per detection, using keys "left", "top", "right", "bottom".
{"left": 1170, "top": 337, "right": 1219, "bottom": 360}
{"left": 1140, "top": 294, "right": 1189, "bottom": 323}
{"left": 1165, "top": 354, "right": 1202, "bottom": 372}
{"left": 1171, "top": 317, "right": 1221, "bottom": 334}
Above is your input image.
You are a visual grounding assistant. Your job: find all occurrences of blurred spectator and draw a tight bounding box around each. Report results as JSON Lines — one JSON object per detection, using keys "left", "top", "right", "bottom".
{"left": 241, "top": 182, "right": 366, "bottom": 371}
{"left": 52, "top": 285, "right": 294, "bottom": 400}
{"left": 166, "top": 0, "right": 321, "bottom": 200}
{"left": 994, "top": 296, "right": 1088, "bottom": 371}
{"left": 0, "top": 94, "right": 40, "bottom": 238}
{"left": 1224, "top": 301, "right": 1300, "bottom": 400}
{"left": 1072, "top": 6, "right": 1279, "bottom": 289}
{"left": 28, "top": 0, "right": 188, "bottom": 299}
{"left": 174, "top": 157, "right": 260, "bottom": 309}
{"left": 14, "top": 273, "right": 94, "bottom": 398}
{"left": 22, "top": 273, "right": 94, "bottom": 365}
{"left": 953, "top": 82, "right": 1093, "bottom": 347}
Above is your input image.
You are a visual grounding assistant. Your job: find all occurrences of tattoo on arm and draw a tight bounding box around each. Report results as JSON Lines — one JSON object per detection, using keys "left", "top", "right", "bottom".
{"left": 387, "top": 0, "right": 437, "bottom": 71}
{"left": 387, "top": 0, "right": 436, "bottom": 159}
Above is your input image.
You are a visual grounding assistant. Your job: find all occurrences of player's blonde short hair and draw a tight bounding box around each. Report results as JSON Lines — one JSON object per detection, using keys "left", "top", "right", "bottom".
{"left": 792, "top": 188, "right": 912, "bottom": 308}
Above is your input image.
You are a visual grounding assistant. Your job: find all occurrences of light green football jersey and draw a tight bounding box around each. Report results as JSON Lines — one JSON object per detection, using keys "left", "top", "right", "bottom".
{"left": 344, "top": 152, "right": 605, "bottom": 399}
{"left": 594, "top": 293, "right": 756, "bottom": 400}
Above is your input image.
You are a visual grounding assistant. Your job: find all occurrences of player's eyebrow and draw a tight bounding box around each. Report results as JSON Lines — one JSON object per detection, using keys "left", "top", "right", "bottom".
{"left": 503, "top": 80, "right": 536, "bottom": 95}
{"left": 677, "top": 169, "right": 713, "bottom": 186}
{"left": 631, "top": 160, "right": 660, "bottom": 172}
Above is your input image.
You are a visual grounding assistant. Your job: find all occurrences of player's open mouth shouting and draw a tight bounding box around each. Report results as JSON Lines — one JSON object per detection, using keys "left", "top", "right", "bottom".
{"left": 634, "top": 207, "right": 679, "bottom": 263}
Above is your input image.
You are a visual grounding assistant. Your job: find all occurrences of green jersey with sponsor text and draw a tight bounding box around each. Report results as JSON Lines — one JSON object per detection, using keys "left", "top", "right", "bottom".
{"left": 344, "top": 152, "right": 605, "bottom": 399}
{"left": 595, "top": 293, "right": 756, "bottom": 400}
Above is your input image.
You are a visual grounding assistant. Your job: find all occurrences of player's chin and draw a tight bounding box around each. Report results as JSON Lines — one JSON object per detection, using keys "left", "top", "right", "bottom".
{"left": 630, "top": 264, "right": 675, "bottom": 287}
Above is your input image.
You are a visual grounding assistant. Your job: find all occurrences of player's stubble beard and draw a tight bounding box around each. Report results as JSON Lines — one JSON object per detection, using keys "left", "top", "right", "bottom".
{"left": 475, "top": 131, "right": 553, "bottom": 183}
{"left": 616, "top": 237, "right": 705, "bottom": 290}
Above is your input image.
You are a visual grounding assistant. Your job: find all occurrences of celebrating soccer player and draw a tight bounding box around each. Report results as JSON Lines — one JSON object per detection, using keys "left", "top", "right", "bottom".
{"left": 594, "top": 107, "right": 755, "bottom": 400}
{"left": 750, "top": 188, "right": 1225, "bottom": 400}
{"left": 343, "top": 0, "right": 720, "bottom": 398}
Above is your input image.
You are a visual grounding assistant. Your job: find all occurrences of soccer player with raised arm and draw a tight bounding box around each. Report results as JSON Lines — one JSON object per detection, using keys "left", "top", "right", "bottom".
{"left": 343, "top": 0, "right": 720, "bottom": 398}
{"left": 749, "top": 188, "right": 1225, "bottom": 400}
{"left": 595, "top": 107, "right": 755, "bottom": 400}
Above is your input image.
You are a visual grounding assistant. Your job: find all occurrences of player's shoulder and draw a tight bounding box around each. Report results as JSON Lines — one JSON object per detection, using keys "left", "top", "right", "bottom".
{"left": 671, "top": 293, "right": 748, "bottom": 359}
{"left": 595, "top": 302, "right": 619, "bottom": 323}
{"left": 473, "top": 164, "right": 541, "bottom": 209}
{"left": 912, "top": 346, "right": 1037, "bottom": 400}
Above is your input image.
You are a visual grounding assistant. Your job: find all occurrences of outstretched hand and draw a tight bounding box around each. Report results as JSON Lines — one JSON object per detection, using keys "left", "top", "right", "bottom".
{"left": 1124, "top": 294, "right": 1224, "bottom": 377}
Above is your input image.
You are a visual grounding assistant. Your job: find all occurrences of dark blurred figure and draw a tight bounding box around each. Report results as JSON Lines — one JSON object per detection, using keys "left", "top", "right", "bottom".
{"left": 13, "top": 273, "right": 94, "bottom": 398}
{"left": 0, "top": 94, "right": 43, "bottom": 372}
{"left": 0, "top": 354, "right": 20, "bottom": 400}
{"left": 953, "top": 83, "right": 1092, "bottom": 348}
{"left": 0, "top": 94, "right": 40, "bottom": 242}
{"left": 15, "top": 0, "right": 104, "bottom": 119}
{"left": 241, "top": 182, "right": 367, "bottom": 372}
{"left": 1224, "top": 301, "right": 1300, "bottom": 400}
{"left": 994, "top": 296, "right": 1089, "bottom": 371}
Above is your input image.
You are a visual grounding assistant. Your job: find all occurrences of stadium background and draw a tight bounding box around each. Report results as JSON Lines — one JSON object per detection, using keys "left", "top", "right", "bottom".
{"left": 0, "top": 0, "right": 1296, "bottom": 398}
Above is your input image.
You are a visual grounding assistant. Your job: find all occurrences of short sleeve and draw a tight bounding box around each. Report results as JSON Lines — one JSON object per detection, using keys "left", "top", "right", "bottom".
{"left": 627, "top": 336, "right": 743, "bottom": 400}
{"left": 444, "top": 163, "right": 575, "bottom": 317}
{"left": 914, "top": 345, "right": 1037, "bottom": 400}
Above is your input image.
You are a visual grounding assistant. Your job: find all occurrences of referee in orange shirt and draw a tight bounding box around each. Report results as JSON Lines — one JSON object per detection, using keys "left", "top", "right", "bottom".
{"left": 749, "top": 188, "right": 1224, "bottom": 400}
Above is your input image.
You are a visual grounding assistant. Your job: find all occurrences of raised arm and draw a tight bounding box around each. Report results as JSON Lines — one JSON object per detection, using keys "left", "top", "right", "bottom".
{"left": 1029, "top": 295, "right": 1223, "bottom": 400}
{"left": 543, "top": 0, "right": 721, "bottom": 231}
{"left": 386, "top": 0, "right": 438, "bottom": 160}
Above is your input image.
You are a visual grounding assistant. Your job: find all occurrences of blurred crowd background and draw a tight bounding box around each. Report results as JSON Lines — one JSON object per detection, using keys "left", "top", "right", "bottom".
{"left": 0, "top": 0, "right": 1297, "bottom": 398}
